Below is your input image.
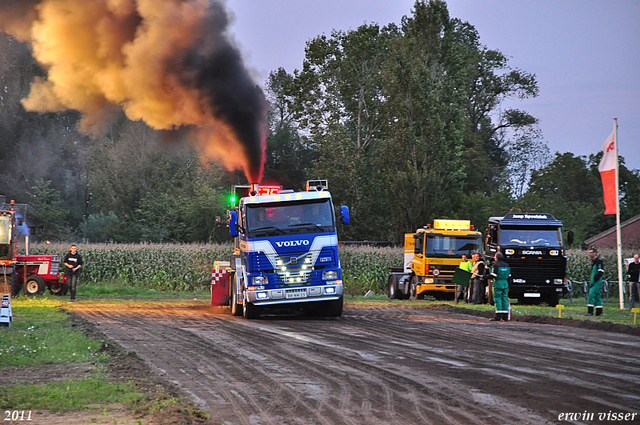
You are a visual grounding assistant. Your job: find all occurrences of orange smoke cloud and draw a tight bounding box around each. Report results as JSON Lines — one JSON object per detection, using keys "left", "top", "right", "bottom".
{"left": 0, "top": 0, "right": 267, "bottom": 182}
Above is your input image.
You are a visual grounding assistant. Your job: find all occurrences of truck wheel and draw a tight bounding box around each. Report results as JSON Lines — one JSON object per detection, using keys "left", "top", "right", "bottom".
{"left": 409, "top": 275, "right": 421, "bottom": 300}
{"left": 388, "top": 275, "right": 398, "bottom": 299}
{"left": 546, "top": 293, "right": 559, "bottom": 307}
{"left": 50, "top": 282, "right": 69, "bottom": 296}
{"left": 243, "top": 297, "right": 261, "bottom": 319}
{"left": 25, "top": 275, "right": 45, "bottom": 296}
{"left": 325, "top": 296, "right": 343, "bottom": 317}
{"left": 231, "top": 276, "right": 242, "bottom": 316}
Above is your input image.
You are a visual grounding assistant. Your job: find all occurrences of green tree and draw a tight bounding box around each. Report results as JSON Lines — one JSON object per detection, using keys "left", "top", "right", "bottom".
{"left": 28, "top": 179, "right": 70, "bottom": 240}
{"left": 263, "top": 68, "right": 316, "bottom": 190}
{"left": 523, "top": 153, "right": 603, "bottom": 244}
{"left": 286, "top": 23, "right": 391, "bottom": 240}
{"left": 378, "top": 0, "right": 467, "bottom": 240}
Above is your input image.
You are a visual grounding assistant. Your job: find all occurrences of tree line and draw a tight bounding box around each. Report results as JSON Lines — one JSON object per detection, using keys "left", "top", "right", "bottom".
{"left": 1, "top": 0, "right": 638, "bottom": 246}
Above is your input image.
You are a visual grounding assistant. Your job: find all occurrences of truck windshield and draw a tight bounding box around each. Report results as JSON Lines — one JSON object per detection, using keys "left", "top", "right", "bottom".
{"left": 499, "top": 227, "right": 563, "bottom": 246}
{"left": 426, "top": 236, "right": 481, "bottom": 257}
{"left": 246, "top": 199, "right": 335, "bottom": 237}
{"left": 0, "top": 217, "right": 11, "bottom": 244}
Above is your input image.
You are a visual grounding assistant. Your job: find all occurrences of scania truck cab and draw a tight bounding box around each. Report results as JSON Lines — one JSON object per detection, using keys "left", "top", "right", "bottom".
{"left": 485, "top": 213, "right": 568, "bottom": 306}
{"left": 227, "top": 182, "right": 348, "bottom": 319}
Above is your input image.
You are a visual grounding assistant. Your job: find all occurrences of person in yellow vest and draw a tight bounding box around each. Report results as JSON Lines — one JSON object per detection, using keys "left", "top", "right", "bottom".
{"left": 457, "top": 254, "right": 473, "bottom": 302}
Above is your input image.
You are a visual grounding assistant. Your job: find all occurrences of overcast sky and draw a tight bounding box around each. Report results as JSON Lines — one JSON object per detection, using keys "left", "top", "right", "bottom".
{"left": 226, "top": 0, "right": 640, "bottom": 170}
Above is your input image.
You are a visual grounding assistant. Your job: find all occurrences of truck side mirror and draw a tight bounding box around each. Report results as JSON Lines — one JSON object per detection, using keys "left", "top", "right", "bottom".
{"left": 228, "top": 211, "right": 238, "bottom": 237}
{"left": 567, "top": 230, "right": 574, "bottom": 246}
{"left": 340, "top": 206, "right": 349, "bottom": 225}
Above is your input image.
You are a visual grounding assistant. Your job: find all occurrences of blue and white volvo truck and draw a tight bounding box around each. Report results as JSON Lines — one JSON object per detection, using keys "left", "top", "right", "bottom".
{"left": 226, "top": 181, "right": 349, "bottom": 319}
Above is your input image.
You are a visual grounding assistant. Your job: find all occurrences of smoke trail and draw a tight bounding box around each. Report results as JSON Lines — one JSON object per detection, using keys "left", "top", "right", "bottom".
{"left": 0, "top": 0, "right": 267, "bottom": 182}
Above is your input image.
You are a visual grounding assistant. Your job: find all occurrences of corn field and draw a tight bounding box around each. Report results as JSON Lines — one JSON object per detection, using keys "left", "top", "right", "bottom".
{"left": 23, "top": 243, "right": 234, "bottom": 291}
{"left": 22, "top": 243, "right": 635, "bottom": 297}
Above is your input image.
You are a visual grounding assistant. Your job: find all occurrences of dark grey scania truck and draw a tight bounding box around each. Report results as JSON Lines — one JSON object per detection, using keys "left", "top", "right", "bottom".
{"left": 485, "top": 213, "right": 568, "bottom": 306}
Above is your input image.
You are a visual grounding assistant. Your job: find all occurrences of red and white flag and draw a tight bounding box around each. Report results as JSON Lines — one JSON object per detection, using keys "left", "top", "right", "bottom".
{"left": 598, "top": 131, "right": 617, "bottom": 215}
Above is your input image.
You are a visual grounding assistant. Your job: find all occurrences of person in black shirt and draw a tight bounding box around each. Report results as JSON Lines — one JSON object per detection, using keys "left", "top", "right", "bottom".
{"left": 628, "top": 254, "right": 640, "bottom": 309}
{"left": 64, "top": 244, "right": 83, "bottom": 302}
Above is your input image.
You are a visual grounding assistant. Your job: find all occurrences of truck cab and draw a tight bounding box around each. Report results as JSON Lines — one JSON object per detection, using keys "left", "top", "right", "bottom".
{"left": 389, "top": 219, "right": 482, "bottom": 300}
{"left": 486, "top": 213, "right": 568, "bottom": 306}
{"left": 227, "top": 183, "right": 348, "bottom": 319}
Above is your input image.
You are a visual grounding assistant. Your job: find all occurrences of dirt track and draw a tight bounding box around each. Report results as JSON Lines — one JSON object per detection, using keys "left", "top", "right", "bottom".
{"left": 73, "top": 301, "right": 640, "bottom": 425}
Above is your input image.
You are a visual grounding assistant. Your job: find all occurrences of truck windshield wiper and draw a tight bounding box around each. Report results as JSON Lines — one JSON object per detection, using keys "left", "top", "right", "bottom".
{"left": 287, "top": 222, "right": 324, "bottom": 231}
{"left": 251, "top": 226, "right": 285, "bottom": 235}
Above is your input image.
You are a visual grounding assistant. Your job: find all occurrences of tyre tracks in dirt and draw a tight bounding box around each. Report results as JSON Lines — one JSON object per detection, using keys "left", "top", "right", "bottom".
{"left": 72, "top": 302, "right": 640, "bottom": 425}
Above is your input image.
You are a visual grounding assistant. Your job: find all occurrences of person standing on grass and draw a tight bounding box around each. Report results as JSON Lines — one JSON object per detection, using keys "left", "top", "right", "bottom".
{"left": 587, "top": 247, "right": 604, "bottom": 317}
{"left": 490, "top": 252, "right": 511, "bottom": 322}
{"left": 64, "top": 244, "right": 83, "bottom": 302}
{"left": 457, "top": 254, "right": 473, "bottom": 302}
{"left": 627, "top": 254, "right": 640, "bottom": 309}
{"left": 470, "top": 253, "right": 487, "bottom": 304}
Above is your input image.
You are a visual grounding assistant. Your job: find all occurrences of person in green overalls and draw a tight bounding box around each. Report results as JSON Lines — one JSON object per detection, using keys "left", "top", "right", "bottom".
{"left": 587, "top": 247, "right": 605, "bottom": 316}
{"left": 490, "top": 252, "right": 511, "bottom": 322}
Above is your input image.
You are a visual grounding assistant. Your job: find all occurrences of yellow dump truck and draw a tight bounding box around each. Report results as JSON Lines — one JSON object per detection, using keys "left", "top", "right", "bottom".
{"left": 388, "top": 219, "right": 483, "bottom": 300}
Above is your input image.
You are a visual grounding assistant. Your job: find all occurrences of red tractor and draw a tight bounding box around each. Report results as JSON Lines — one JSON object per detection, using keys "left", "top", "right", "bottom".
{"left": 15, "top": 255, "right": 68, "bottom": 296}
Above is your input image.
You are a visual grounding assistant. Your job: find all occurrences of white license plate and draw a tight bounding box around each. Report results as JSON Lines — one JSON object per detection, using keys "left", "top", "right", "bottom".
{"left": 524, "top": 293, "right": 541, "bottom": 298}
{"left": 286, "top": 291, "right": 307, "bottom": 299}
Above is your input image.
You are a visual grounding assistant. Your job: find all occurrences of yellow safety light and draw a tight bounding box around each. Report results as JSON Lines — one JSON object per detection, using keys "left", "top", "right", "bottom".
{"left": 433, "top": 219, "right": 471, "bottom": 230}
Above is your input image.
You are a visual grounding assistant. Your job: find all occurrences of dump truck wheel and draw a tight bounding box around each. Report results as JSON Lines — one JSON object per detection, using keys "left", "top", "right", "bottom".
{"left": 409, "top": 275, "right": 419, "bottom": 301}
{"left": 25, "top": 276, "right": 45, "bottom": 296}
{"left": 388, "top": 275, "right": 398, "bottom": 299}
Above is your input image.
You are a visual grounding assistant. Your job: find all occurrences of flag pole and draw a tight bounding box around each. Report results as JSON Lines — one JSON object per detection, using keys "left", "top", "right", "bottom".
{"left": 614, "top": 118, "right": 623, "bottom": 310}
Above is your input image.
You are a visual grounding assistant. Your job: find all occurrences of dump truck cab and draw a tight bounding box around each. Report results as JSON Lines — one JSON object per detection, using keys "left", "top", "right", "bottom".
{"left": 389, "top": 219, "right": 482, "bottom": 300}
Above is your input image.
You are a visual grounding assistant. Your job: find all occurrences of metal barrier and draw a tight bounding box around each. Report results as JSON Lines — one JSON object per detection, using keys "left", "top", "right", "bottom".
{"left": 579, "top": 280, "right": 626, "bottom": 306}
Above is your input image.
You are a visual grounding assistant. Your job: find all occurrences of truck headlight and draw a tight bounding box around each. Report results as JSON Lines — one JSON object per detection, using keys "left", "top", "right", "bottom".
{"left": 550, "top": 250, "right": 559, "bottom": 256}
{"left": 505, "top": 249, "right": 514, "bottom": 255}
{"left": 253, "top": 276, "right": 268, "bottom": 285}
{"left": 324, "top": 286, "right": 336, "bottom": 294}
{"left": 323, "top": 271, "right": 338, "bottom": 280}
{"left": 256, "top": 292, "right": 269, "bottom": 300}
{"left": 554, "top": 279, "right": 563, "bottom": 284}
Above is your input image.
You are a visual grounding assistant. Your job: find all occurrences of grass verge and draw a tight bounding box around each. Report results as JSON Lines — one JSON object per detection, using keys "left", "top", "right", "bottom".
{"left": 2, "top": 379, "right": 143, "bottom": 412}
{"left": 345, "top": 294, "right": 640, "bottom": 326}
{"left": 0, "top": 296, "right": 210, "bottom": 422}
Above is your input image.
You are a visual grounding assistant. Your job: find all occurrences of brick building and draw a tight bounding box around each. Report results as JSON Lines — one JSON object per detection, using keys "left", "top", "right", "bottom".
{"left": 584, "top": 214, "right": 640, "bottom": 250}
